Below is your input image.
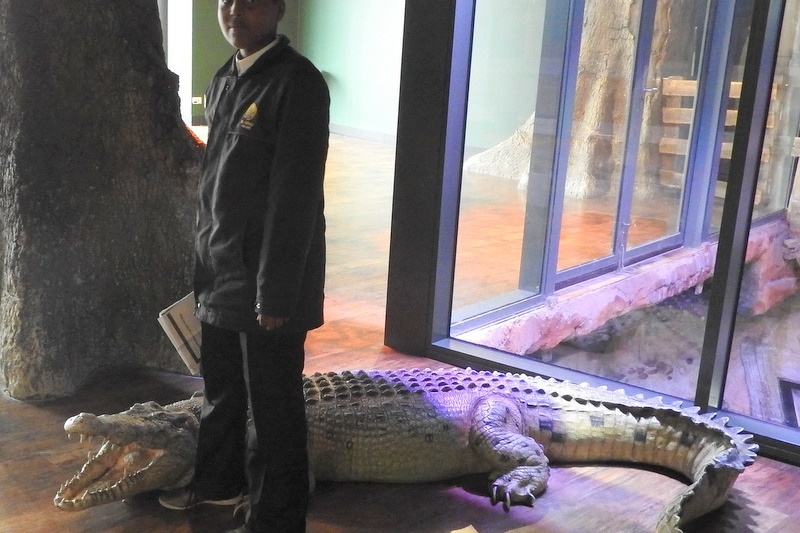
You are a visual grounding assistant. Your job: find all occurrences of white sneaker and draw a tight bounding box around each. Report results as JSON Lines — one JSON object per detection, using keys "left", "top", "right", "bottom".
{"left": 158, "top": 488, "right": 242, "bottom": 510}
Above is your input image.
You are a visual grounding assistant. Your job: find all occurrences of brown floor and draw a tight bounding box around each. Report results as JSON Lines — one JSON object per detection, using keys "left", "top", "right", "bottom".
{"left": 2, "top": 135, "right": 800, "bottom": 532}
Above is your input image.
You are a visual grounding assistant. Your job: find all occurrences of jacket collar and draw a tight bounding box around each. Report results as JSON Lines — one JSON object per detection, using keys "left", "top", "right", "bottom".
{"left": 225, "top": 35, "right": 291, "bottom": 78}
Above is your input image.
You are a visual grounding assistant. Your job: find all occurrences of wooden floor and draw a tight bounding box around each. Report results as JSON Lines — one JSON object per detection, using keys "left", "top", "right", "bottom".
{"left": 2, "top": 135, "right": 800, "bottom": 532}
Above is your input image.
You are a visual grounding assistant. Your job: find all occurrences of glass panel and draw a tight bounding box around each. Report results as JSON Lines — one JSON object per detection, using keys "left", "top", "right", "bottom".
{"left": 752, "top": 2, "right": 800, "bottom": 220}
{"left": 543, "top": 1, "right": 712, "bottom": 400}
{"left": 452, "top": 0, "right": 718, "bottom": 402}
{"left": 452, "top": 0, "right": 549, "bottom": 313}
{"left": 708, "top": 2, "right": 754, "bottom": 234}
{"left": 557, "top": 0, "right": 638, "bottom": 271}
{"left": 722, "top": 0, "right": 800, "bottom": 433}
{"left": 627, "top": 2, "right": 710, "bottom": 250}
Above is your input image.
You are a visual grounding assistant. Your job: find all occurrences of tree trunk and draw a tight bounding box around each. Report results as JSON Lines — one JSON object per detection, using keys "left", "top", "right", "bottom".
{"left": 567, "top": 0, "right": 677, "bottom": 200}
{"left": 463, "top": 0, "right": 678, "bottom": 199}
{"left": 0, "top": 0, "right": 201, "bottom": 399}
{"left": 566, "top": 0, "right": 639, "bottom": 199}
{"left": 632, "top": 0, "right": 673, "bottom": 199}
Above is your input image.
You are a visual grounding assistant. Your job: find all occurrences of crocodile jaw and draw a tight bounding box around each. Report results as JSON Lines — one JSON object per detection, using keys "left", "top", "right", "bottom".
{"left": 54, "top": 436, "right": 161, "bottom": 509}
{"left": 54, "top": 409, "right": 198, "bottom": 511}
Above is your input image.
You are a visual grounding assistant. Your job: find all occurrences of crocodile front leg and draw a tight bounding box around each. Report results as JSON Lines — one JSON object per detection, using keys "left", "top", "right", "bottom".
{"left": 469, "top": 395, "right": 550, "bottom": 510}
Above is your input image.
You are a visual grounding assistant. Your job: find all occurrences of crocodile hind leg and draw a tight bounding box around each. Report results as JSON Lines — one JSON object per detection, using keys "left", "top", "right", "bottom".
{"left": 469, "top": 395, "right": 550, "bottom": 510}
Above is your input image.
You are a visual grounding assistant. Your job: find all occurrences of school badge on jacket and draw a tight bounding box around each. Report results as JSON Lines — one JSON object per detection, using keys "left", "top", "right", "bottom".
{"left": 240, "top": 102, "right": 258, "bottom": 129}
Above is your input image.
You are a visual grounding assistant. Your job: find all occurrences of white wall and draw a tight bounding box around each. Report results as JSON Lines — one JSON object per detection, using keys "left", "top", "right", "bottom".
{"left": 165, "top": 1, "right": 193, "bottom": 125}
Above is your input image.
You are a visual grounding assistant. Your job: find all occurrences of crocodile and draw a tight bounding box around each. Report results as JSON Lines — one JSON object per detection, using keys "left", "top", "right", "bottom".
{"left": 54, "top": 368, "right": 758, "bottom": 532}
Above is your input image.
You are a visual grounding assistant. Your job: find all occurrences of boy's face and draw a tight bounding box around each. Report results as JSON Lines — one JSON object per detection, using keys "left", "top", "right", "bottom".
{"left": 218, "top": 0, "right": 285, "bottom": 58}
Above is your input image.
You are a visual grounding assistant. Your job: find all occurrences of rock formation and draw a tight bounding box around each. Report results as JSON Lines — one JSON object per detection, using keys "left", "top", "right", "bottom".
{"left": 0, "top": 0, "right": 201, "bottom": 399}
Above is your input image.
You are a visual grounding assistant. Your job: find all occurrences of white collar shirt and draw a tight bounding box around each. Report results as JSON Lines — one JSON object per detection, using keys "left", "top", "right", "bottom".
{"left": 236, "top": 37, "right": 280, "bottom": 76}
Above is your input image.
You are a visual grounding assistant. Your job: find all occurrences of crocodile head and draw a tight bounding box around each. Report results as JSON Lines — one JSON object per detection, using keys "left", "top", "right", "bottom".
{"left": 54, "top": 393, "right": 203, "bottom": 511}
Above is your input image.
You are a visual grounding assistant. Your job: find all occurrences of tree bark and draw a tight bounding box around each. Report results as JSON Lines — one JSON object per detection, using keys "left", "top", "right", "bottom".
{"left": 565, "top": 0, "right": 639, "bottom": 199}
{"left": 0, "top": 0, "right": 201, "bottom": 399}
{"left": 632, "top": 0, "right": 672, "bottom": 199}
{"left": 567, "top": 0, "right": 676, "bottom": 199}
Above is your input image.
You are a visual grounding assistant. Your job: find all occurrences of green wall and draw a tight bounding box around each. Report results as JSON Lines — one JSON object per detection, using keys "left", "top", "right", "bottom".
{"left": 296, "top": 0, "right": 405, "bottom": 143}
{"left": 188, "top": 1, "right": 542, "bottom": 147}
{"left": 191, "top": 2, "right": 228, "bottom": 124}
{"left": 190, "top": 0, "right": 404, "bottom": 141}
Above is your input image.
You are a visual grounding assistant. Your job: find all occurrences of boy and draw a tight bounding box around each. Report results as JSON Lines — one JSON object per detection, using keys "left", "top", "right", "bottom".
{"left": 159, "top": 1, "right": 329, "bottom": 531}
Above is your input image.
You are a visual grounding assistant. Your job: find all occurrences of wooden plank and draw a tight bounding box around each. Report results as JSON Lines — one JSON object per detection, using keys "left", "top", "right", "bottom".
{"left": 659, "top": 139, "right": 777, "bottom": 162}
{"left": 659, "top": 137, "right": 688, "bottom": 156}
{"left": 663, "top": 106, "right": 770, "bottom": 128}
{"left": 662, "top": 107, "right": 693, "bottom": 125}
{"left": 662, "top": 77, "right": 697, "bottom": 97}
{"left": 728, "top": 80, "right": 779, "bottom": 99}
{"left": 662, "top": 78, "right": 778, "bottom": 99}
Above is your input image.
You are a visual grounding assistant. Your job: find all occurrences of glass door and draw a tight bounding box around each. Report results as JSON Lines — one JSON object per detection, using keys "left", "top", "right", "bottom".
{"left": 555, "top": 0, "right": 642, "bottom": 273}
{"left": 624, "top": 2, "right": 710, "bottom": 254}
{"left": 721, "top": 0, "right": 800, "bottom": 442}
{"left": 554, "top": 0, "right": 710, "bottom": 282}
{"left": 451, "top": 0, "right": 714, "bottom": 325}
{"left": 452, "top": 0, "right": 551, "bottom": 319}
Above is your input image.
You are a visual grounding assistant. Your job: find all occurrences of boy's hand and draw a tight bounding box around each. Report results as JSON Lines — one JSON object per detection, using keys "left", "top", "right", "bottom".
{"left": 257, "top": 314, "right": 287, "bottom": 331}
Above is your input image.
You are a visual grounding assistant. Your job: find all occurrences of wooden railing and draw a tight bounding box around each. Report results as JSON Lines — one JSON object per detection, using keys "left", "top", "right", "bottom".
{"left": 659, "top": 76, "right": 800, "bottom": 196}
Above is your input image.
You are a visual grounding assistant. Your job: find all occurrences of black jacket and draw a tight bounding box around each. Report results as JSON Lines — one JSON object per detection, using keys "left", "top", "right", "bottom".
{"left": 194, "top": 37, "right": 330, "bottom": 333}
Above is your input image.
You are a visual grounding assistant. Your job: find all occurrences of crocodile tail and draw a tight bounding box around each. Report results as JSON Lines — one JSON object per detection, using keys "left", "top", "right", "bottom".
{"left": 529, "top": 378, "right": 759, "bottom": 531}
{"left": 654, "top": 417, "right": 758, "bottom": 532}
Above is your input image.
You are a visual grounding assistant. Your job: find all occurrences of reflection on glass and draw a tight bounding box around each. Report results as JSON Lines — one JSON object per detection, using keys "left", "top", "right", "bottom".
{"left": 450, "top": 0, "right": 799, "bottom": 412}
{"left": 752, "top": 2, "right": 800, "bottom": 221}
{"left": 557, "top": 0, "right": 638, "bottom": 270}
{"left": 529, "top": 0, "right": 713, "bottom": 400}
{"left": 627, "top": 2, "right": 710, "bottom": 250}
{"left": 723, "top": 0, "right": 800, "bottom": 432}
{"left": 557, "top": 1, "right": 709, "bottom": 268}
{"left": 452, "top": 0, "right": 548, "bottom": 313}
{"left": 708, "top": 2, "right": 753, "bottom": 233}
{"left": 450, "top": 1, "right": 716, "bottom": 398}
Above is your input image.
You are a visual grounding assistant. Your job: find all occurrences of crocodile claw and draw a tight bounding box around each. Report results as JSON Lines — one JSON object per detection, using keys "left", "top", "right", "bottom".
{"left": 490, "top": 481, "right": 536, "bottom": 511}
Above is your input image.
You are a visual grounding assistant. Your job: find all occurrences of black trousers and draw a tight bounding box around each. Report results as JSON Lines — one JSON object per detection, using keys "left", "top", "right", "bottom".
{"left": 192, "top": 321, "right": 309, "bottom": 533}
